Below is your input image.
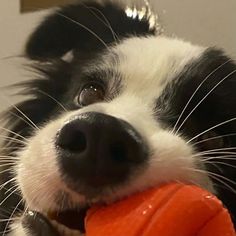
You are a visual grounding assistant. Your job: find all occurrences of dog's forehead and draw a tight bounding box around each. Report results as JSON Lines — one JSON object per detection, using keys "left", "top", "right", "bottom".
{"left": 95, "top": 36, "right": 205, "bottom": 98}
{"left": 113, "top": 36, "right": 204, "bottom": 81}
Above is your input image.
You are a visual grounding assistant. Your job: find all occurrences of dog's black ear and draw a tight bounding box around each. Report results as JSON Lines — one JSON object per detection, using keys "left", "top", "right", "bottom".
{"left": 26, "top": 1, "right": 156, "bottom": 60}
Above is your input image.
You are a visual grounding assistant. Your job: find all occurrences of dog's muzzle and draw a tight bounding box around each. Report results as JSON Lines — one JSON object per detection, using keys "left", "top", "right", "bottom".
{"left": 55, "top": 112, "right": 148, "bottom": 191}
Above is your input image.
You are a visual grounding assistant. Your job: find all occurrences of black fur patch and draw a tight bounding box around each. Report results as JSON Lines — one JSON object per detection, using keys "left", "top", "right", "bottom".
{"left": 26, "top": 1, "right": 155, "bottom": 60}
{"left": 157, "top": 48, "right": 236, "bottom": 223}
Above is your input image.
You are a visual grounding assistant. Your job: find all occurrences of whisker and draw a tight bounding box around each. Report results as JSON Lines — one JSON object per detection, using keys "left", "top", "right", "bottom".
{"left": 1, "top": 188, "right": 21, "bottom": 198}
{"left": 0, "top": 135, "right": 27, "bottom": 145}
{"left": 0, "top": 168, "right": 14, "bottom": 176}
{"left": 0, "top": 160, "right": 18, "bottom": 164}
{"left": 192, "top": 133, "right": 236, "bottom": 146}
{"left": 202, "top": 155, "right": 236, "bottom": 161}
{"left": 172, "top": 59, "right": 232, "bottom": 134}
{"left": 0, "top": 163, "right": 16, "bottom": 168}
{"left": 1, "top": 185, "right": 21, "bottom": 198}
{"left": 200, "top": 146, "right": 236, "bottom": 151}
{"left": 7, "top": 110, "right": 38, "bottom": 131}
{"left": 4, "top": 184, "right": 20, "bottom": 198}
{"left": 0, "top": 206, "right": 15, "bottom": 216}
{"left": 175, "top": 69, "right": 236, "bottom": 134}
{"left": 0, "top": 146, "right": 20, "bottom": 151}
{"left": 202, "top": 160, "right": 236, "bottom": 169}
{"left": 197, "top": 146, "right": 236, "bottom": 154}
{"left": 3, "top": 198, "right": 24, "bottom": 236}
{"left": 0, "top": 162, "right": 18, "bottom": 167}
{"left": 0, "top": 94, "right": 39, "bottom": 131}
{"left": 0, "top": 155, "right": 19, "bottom": 160}
{"left": 0, "top": 188, "right": 20, "bottom": 207}
{"left": 2, "top": 89, "right": 38, "bottom": 131}
{"left": 21, "top": 205, "right": 29, "bottom": 219}
{"left": 209, "top": 174, "right": 236, "bottom": 195}
{"left": 0, "top": 217, "right": 20, "bottom": 223}
{"left": 82, "top": 4, "right": 119, "bottom": 43}
{"left": 0, "top": 177, "right": 17, "bottom": 191}
{"left": 56, "top": 12, "right": 109, "bottom": 50}
{"left": 183, "top": 167, "right": 236, "bottom": 194}
{"left": 37, "top": 90, "right": 67, "bottom": 112}
{"left": 191, "top": 152, "right": 236, "bottom": 160}
{"left": 0, "top": 54, "right": 24, "bottom": 61}
{"left": 0, "top": 156, "right": 19, "bottom": 160}
{"left": 0, "top": 127, "right": 28, "bottom": 142}
{"left": 200, "top": 151, "right": 236, "bottom": 156}
{"left": 187, "top": 117, "right": 236, "bottom": 144}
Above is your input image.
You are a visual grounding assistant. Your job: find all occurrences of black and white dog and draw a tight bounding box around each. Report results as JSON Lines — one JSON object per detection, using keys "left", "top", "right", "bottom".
{"left": 0, "top": 0, "right": 236, "bottom": 235}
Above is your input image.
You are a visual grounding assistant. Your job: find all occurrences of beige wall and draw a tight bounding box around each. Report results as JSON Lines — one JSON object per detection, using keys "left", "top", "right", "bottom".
{"left": 0, "top": 0, "right": 235, "bottom": 111}
{"left": 152, "top": 0, "right": 236, "bottom": 57}
{"left": 0, "top": 1, "right": 48, "bottom": 111}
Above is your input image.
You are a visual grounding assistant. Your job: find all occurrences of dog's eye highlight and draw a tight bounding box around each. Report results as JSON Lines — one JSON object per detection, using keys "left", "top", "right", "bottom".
{"left": 76, "top": 83, "right": 105, "bottom": 106}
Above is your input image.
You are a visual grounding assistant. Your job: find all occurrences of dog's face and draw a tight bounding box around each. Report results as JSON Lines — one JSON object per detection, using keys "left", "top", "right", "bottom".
{"left": 1, "top": 1, "right": 236, "bottom": 235}
{"left": 17, "top": 36, "right": 213, "bottom": 212}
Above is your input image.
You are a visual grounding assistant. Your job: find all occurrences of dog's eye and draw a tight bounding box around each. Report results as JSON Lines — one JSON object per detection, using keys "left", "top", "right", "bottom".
{"left": 76, "top": 83, "right": 105, "bottom": 106}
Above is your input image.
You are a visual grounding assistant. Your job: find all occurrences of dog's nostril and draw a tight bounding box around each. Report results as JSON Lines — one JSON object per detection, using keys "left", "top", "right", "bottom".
{"left": 57, "top": 126, "right": 87, "bottom": 153}
{"left": 110, "top": 143, "right": 127, "bottom": 162}
{"left": 65, "top": 130, "right": 86, "bottom": 152}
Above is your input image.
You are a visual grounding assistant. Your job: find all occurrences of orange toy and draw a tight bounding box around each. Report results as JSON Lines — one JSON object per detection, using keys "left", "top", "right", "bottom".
{"left": 85, "top": 183, "right": 235, "bottom": 236}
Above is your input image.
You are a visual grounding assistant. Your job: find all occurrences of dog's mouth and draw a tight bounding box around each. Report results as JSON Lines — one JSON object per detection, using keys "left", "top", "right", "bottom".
{"left": 48, "top": 207, "right": 88, "bottom": 235}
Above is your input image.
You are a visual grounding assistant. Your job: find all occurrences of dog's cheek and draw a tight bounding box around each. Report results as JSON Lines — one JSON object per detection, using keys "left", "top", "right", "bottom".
{"left": 15, "top": 127, "right": 62, "bottom": 212}
{"left": 148, "top": 131, "right": 214, "bottom": 191}
{"left": 15, "top": 116, "right": 88, "bottom": 212}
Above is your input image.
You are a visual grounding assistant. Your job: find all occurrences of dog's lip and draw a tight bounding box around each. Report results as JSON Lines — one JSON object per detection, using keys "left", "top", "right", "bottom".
{"left": 48, "top": 207, "right": 88, "bottom": 234}
{"left": 50, "top": 219, "right": 83, "bottom": 236}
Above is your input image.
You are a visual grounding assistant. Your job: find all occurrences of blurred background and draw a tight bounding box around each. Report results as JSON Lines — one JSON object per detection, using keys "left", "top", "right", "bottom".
{"left": 0, "top": 0, "right": 235, "bottom": 112}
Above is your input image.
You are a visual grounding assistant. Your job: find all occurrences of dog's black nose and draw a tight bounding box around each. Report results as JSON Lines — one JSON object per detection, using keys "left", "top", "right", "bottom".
{"left": 56, "top": 112, "right": 147, "bottom": 187}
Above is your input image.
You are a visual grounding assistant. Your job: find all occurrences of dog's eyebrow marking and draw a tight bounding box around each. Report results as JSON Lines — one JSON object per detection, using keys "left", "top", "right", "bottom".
{"left": 62, "top": 50, "right": 74, "bottom": 62}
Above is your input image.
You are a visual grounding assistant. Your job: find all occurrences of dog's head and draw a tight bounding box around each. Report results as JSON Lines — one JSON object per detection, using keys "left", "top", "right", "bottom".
{"left": 1, "top": 0, "right": 236, "bottom": 234}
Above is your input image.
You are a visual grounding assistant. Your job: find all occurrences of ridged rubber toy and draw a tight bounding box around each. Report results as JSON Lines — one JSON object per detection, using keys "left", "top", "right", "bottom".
{"left": 85, "top": 183, "right": 235, "bottom": 236}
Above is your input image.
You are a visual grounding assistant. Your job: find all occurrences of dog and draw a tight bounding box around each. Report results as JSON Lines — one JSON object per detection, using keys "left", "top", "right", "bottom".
{"left": 0, "top": 0, "right": 236, "bottom": 235}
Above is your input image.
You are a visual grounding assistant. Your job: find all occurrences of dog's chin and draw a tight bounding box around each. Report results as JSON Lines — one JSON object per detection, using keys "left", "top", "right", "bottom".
{"left": 29, "top": 196, "right": 89, "bottom": 235}
{"left": 24, "top": 175, "right": 149, "bottom": 235}
{"left": 26, "top": 184, "right": 117, "bottom": 235}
